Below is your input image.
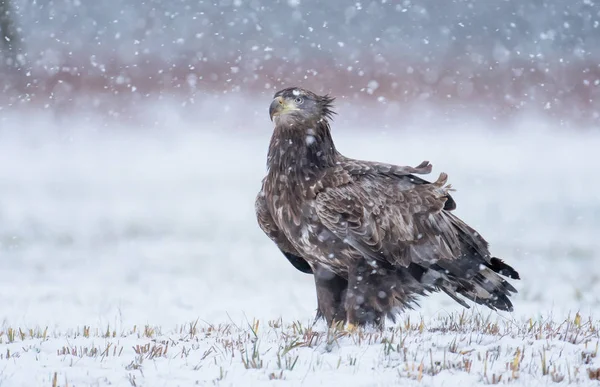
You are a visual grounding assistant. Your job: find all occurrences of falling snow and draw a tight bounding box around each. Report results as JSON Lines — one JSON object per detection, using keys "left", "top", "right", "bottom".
{"left": 0, "top": 0, "right": 599, "bottom": 385}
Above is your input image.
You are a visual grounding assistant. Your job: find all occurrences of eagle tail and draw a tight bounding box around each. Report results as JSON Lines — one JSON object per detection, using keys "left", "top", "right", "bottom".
{"left": 428, "top": 215, "right": 521, "bottom": 312}
{"left": 430, "top": 253, "right": 520, "bottom": 312}
{"left": 456, "top": 267, "right": 517, "bottom": 311}
{"left": 418, "top": 263, "right": 517, "bottom": 312}
{"left": 487, "top": 257, "right": 520, "bottom": 279}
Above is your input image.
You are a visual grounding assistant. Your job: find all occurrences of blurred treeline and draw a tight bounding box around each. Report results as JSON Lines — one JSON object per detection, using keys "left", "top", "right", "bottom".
{"left": 0, "top": 0, "right": 598, "bottom": 124}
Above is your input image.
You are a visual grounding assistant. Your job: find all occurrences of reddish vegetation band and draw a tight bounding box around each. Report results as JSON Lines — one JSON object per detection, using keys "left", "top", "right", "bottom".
{"left": 1, "top": 57, "right": 599, "bottom": 127}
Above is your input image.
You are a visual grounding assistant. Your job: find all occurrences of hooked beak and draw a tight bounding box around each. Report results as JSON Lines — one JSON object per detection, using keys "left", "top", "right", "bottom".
{"left": 269, "top": 96, "right": 285, "bottom": 121}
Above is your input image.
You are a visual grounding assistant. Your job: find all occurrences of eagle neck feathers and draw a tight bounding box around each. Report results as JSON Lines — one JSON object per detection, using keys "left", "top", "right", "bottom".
{"left": 264, "top": 119, "right": 339, "bottom": 226}
{"left": 266, "top": 119, "right": 338, "bottom": 184}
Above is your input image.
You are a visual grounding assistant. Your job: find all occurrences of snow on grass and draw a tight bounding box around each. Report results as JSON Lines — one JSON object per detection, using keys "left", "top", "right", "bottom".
{"left": 2, "top": 311, "right": 600, "bottom": 386}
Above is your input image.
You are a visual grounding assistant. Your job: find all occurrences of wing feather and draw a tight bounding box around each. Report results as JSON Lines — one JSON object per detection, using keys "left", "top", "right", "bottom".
{"left": 314, "top": 162, "right": 461, "bottom": 267}
{"left": 255, "top": 190, "right": 313, "bottom": 274}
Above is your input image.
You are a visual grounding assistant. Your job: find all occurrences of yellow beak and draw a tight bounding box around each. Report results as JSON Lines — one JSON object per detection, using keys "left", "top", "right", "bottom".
{"left": 269, "top": 96, "right": 285, "bottom": 121}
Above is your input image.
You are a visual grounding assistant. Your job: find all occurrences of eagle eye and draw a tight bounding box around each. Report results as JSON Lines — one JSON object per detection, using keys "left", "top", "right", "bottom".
{"left": 294, "top": 97, "right": 304, "bottom": 105}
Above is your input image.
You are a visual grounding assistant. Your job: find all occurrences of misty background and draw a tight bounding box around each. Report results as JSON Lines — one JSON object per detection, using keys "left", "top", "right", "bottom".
{"left": 0, "top": 0, "right": 599, "bottom": 328}
{"left": 1, "top": 0, "right": 599, "bottom": 124}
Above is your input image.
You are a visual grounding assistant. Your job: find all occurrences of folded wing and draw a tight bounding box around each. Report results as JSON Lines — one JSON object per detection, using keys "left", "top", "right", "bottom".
{"left": 314, "top": 161, "right": 519, "bottom": 311}
{"left": 315, "top": 165, "right": 460, "bottom": 267}
{"left": 255, "top": 191, "right": 313, "bottom": 274}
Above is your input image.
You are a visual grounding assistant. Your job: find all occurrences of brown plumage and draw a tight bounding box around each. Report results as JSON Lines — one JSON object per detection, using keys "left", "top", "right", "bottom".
{"left": 256, "top": 87, "right": 520, "bottom": 328}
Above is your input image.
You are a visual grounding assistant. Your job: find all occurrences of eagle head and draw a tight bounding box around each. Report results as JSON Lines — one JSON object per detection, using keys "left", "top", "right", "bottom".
{"left": 269, "top": 87, "right": 335, "bottom": 124}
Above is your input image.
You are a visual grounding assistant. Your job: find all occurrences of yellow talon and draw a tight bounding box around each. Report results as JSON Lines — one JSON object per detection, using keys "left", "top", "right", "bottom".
{"left": 345, "top": 323, "right": 358, "bottom": 332}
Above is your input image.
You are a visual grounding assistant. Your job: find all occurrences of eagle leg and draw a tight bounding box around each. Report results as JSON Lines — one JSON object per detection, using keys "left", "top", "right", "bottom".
{"left": 313, "top": 265, "right": 347, "bottom": 326}
{"left": 344, "top": 259, "right": 389, "bottom": 328}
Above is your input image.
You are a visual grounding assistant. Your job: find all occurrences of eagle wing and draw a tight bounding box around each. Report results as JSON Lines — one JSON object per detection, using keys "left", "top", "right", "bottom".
{"left": 314, "top": 161, "right": 468, "bottom": 267}
{"left": 255, "top": 190, "right": 313, "bottom": 274}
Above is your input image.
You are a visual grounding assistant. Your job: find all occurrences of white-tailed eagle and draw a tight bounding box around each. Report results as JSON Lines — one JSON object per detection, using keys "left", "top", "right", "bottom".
{"left": 255, "top": 87, "right": 520, "bottom": 328}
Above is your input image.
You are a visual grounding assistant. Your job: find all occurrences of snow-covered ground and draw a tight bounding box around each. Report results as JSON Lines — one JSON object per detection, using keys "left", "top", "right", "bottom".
{"left": 1, "top": 105, "right": 599, "bottom": 386}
